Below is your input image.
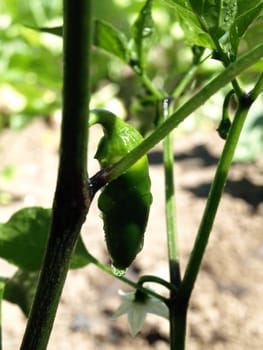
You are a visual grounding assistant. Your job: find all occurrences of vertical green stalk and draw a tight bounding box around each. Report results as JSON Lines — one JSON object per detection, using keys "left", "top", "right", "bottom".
{"left": 250, "top": 72, "right": 263, "bottom": 100}
{"left": 181, "top": 93, "right": 254, "bottom": 299}
{"left": 162, "top": 99, "right": 183, "bottom": 350}
{"left": 20, "top": 1, "right": 93, "bottom": 349}
{"left": 163, "top": 98, "right": 181, "bottom": 287}
{"left": 166, "top": 60, "right": 200, "bottom": 350}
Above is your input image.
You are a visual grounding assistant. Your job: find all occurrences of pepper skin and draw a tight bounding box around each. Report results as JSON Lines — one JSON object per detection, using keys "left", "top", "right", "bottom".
{"left": 89, "top": 109, "right": 152, "bottom": 270}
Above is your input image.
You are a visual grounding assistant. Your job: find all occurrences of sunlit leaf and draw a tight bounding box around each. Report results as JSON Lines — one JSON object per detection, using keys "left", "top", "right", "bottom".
{"left": 34, "top": 21, "right": 130, "bottom": 63}
{"left": 94, "top": 20, "right": 129, "bottom": 62}
{"left": 131, "top": 0, "right": 154, "bottom": 71}
{"left": 189, "top": 0, "right": 263, "bottom": 57}
{"left": 163, "top": 0, "right": 214, "bottom": 48}
{"left": 230, "top": 1, "right": 263, "bottom": 56}
{"left": 0, "top": 207, "right": 93, "bottom": 271}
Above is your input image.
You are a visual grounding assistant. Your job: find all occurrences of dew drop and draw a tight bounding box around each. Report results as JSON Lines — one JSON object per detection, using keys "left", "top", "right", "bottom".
{"left": 112, "top": 264, "right": 128, "bottom": 277}
{"left": 142, "top": 27, "right": 152, "bottom": 37}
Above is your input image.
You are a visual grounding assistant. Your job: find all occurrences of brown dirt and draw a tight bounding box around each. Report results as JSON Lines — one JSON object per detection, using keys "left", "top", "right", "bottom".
{"left": 0, "top": 119, "right": 262, "bottom": 349}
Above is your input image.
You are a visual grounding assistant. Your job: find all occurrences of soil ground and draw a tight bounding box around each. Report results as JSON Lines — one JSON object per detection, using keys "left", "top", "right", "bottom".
{"left": 0, "top": 119, "right": 262, "bottom": 349}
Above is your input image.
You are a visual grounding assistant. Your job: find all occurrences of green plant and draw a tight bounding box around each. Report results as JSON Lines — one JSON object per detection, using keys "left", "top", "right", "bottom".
{"left": 0, "top": 0, "right": 262, "bottom": 349}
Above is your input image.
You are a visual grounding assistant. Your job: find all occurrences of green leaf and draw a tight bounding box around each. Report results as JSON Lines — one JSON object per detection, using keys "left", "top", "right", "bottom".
{"left": 94, "top": 19, "right": 129, "bottom": 62}
{"left": 0, "top": 278, "right": 5, "bottom": 347}
{"left": 242, "top": 15, "right": 263, "bottom": 51}
{"left": 164, "top": 0, "right": 214, "bottom": 48}
{"left": 187, "top": 0, "right": 263, "bottom": 58}
{"left": 234, "top": 105, "right": 263, "bottom": 162}
{"left": 33, "top": 21, "right": 130, "bottom": 63}
{"left": 131, "top": 0, "right": 154, "bottom": 71}
{"left": 36, "top": 26, "right": 63, "bottom": 36}
{"left": 70, "top": 235, "right": 93, "bottom": 269}
{"left": 3, "top": 269, "right": 39, "bottom": 317}
{"left": 230, "top": 1, "right": 263, "bottom": 56}
{"left": 0, "top": 207, "right": 93, "bottom": 271}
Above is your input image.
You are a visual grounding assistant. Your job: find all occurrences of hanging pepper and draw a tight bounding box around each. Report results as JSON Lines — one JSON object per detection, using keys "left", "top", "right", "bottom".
{"left": 89, "top": 109, "right": 152, "bottom": 270}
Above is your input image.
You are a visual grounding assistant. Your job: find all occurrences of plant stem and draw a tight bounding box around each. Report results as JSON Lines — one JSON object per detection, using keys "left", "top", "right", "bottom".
{"left": 172, "top": 64, "right": 198, "bottom": 99}
{"left": 138, "top": 275, "right": 177, "bottom": 293}
{"left": 162, "top": 99, "right": 181, "bottom": 288}
{"left": 141, "top": 73, "right": 164, "bottom": 100}
{"left": 169, "top": 288, "right": 188, "bottom": 350}
{"left": 87, "top": 252, "right": 168, "bottom": 302}
{"left": 181, "top": 93, "right": 254, "bottom": 300}
{"left": 20, "top": 1, "right": 93, "bottom": 349}
{"left": 167, "top": 61, "right": 202, "bottom": 350}
{"left": 250, "top": 72, "right": 263, "bottom": 99}
{"left": 96, "top": 44, "right": 263, "bottom": 184}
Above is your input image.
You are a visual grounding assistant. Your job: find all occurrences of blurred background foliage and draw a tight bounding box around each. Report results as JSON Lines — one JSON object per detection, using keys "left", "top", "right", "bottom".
{"left": 0, "top": 0, "right": 262, "bottom": 160}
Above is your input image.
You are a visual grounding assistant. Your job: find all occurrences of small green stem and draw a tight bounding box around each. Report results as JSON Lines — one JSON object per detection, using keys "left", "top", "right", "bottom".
{"left": 167, "top": 61, "right": 202, "bottom": 350}
{"left": 172, "top": 64, "right": 198, "bottom": 99}
{"left": 181, "top": 93, "right": 254, "bottom": 299}
{"left": 231, "top": 78, "right": 243, "bottom": 98}
{"left": 141, "top": 73, "right": 164, "bottom": 100}
{"left": 203, "top": 24, "right": 243, "bottom": 98}
{"left": 162, "top": 99, "right": 181, "bottom": 288}
{"left": 87, "top": 253, "right": 167, "bottom": 302}
{"left": 138, "top": 275, "right": 178, "bottom": 293}
{"left": 250, "top": 72, "right": 263, "bottom": 99}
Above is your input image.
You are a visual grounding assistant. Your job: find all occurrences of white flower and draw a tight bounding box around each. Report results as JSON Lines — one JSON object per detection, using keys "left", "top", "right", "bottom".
{"left": 112, "top": 290, "right": 169, "bottom": 336}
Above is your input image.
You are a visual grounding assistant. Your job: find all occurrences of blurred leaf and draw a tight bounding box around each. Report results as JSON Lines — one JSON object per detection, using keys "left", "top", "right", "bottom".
{"left": 0, "top": 278, "right": 5, "bottom": 347}
{"left": 189, "top": 0, "right": 238, "bottom": 36}
{"left": 131, "top": 0, "right": 154, "bottom": 71}
{"left": 0, "top": 22, "right": 62, "bottom": 127}
{"left": 94, "top": 20, "right": 129, "bottom": 62}
{"left": 3, "top": 0, "right": 62, "bottom": 27}
{"left": 189, "top": 0, "right": 263, "bottom": 58}
{"left": 0, "top": 207, "right": 93, "bottom": 271}
{"left": 70, "top": 235, "right": 94, "bottom": 269}
{"left": 36, "top": 26, "right": 63, "bottom": 36}
{"left": 164, "top": 0, "right": 214, "bottom": 48}
{"left": 3, "top": 269, "right": 38, "bottom": 317}
{"left": 230, "top": 1, "right": 263, "bottom": 56}
{"left": 0, "top": 166, "right": 15, "bottom": 181}
{"left": 234, "top": 99, "right": 263, "bottom": 161}
{"left": 34, "top": 22, "right": 130, "bottom": 63}
{"left": 242, "top": 15, "right": 263, "bottom": 51}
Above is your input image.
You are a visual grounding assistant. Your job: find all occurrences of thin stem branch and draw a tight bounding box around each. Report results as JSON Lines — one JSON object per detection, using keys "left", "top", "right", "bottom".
{"left": 91, "top": 44, "right": 263, "bottom": 186}
{"left": 181, "top": 93, "right": 254, "bottom": 299}
{"left": 20, "top": 1, "right": 93, "bottom": 349}
{"left": 87, "top": 252, "right": 168, "bottom": 302}
{"left": 172, "top": 64, "right": 198, "bottom": 99}
{"left": 141, "top": 73, "right": 165, "bottom": 100}
{"left": 162, "top": 99, "right": 181, "bottom": 288}
{"left": 166, "top": 60, "right": 203, "bottom": 350}
{"left": 250, "top": 72, "right": 263, "bottom": 99}
{"left": 138, "top": 275, "right": 178, "bottom": 293}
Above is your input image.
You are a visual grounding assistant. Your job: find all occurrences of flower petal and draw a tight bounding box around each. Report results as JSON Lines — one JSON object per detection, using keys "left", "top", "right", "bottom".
{"left": 127, "top": 303, "right": 146, "bottom": 336}
{"left": 111, "top": 300, "right": 132, "bottom": 319}
{"left": 145, "top": 299, "right": 169, "bottom": 320}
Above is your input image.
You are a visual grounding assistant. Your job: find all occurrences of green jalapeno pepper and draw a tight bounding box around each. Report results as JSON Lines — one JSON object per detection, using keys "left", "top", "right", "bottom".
{"left": 89, "top": 109, "right": 152, "bottom": 270}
